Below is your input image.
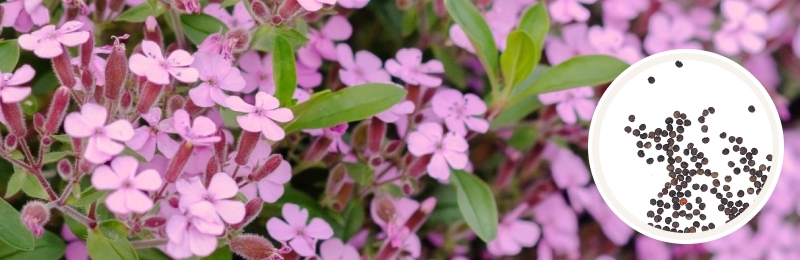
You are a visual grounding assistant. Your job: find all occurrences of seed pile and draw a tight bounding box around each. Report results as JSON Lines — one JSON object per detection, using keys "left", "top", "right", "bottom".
{"left": 625, "top": 101, "right": 771, "bottom": 233}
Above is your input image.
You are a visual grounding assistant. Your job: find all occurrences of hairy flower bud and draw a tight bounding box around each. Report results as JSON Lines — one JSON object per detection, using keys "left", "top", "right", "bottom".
{"left": 368, "top": 118, "right": 385, "bottom": 154}
{"left": 231, "top": 198, "right": 263, "bottom": 230}
{"left": 44, "top": 86, "right": 71, "bottom": 134}
{"left": 4, "top": 134, "right": 18, "bottom": 151}
{"left": 351, "top": 123, "right": 368, "bottom": 151}
{"left": 226, "top": 28, "right": 251, "bottom": 53}
{"left": 249, "top": 154, "right": 282, "bottom": 182}
{"left": 33, "top": 113, "right": 45, "bottom": 133}
{"left": 80, "top": 31, "right": 94, "bottom": 69}
{"left": 95, "top": 0, "right": 107, "bottom": 21}
{"left": 40, "top": 136, "right": 53, "bottom": 147}
{"left": 1, "top": 102, "right": 27, "bottom": 137}
{"left": 57, "top": 158, "right": 73, "bottom": 180}
{"left": 235, "top": 131, "right": 261, "bottom": 165}
{"left": 52, "top": 46, "right": 77, "bottom": 88}
{"left": 204, "top": 156, "right": 219, "bottom": 186}
{"left": 304, "top": 135, "right": 333, "bottom": 163}
{"left": 384, "top": 140, "right": 402, "bottom": 156}
{"left": 144, "top": 16, "right": 163, "bottom": 47}
{"left": 433, "top": 0, "right": 446, "bottom": 17}
{"left": 250, "top": 0, "right": 272, "bottom": 25}
{"left": 373, "top": 195, "right": 396, "bottom": 224}
{"left": 120, "top": 90, "right": 133, "bottom": 112}
{"left": 213, "top": 130, "right": 227, "bottom": 163}
{"left": 105, "top": 37, "right": 128, "bottom": 100}
{"left": 80, "top": 69, "right": 94, "bottom": 95}
{"left": 109, "top": 0, "right": 124, "bottom": 12}
{"left": 230, "top": 234, "right": 285, "bottom": 260}
{"left": 167, "top": 95, "right": 185, "bottom": 116}
{"left": 21, "top": 201, "right": 50, "bottom": 238}
{"left": 165, "top": 141, "right": 194, "bottom": 183}
{"left": 407, "top": 155, "right": 431, "bottom": 178}
{"left": 143, "top": 216, "right": 167, "bottom": 228}
{"left": 0, "top": 6, "right": 4, "bottom": 34}
{"left": 137, "top": 82, "right": 164, "bottom": 115}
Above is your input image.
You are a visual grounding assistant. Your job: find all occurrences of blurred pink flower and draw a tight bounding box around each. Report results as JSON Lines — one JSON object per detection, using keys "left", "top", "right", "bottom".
{"left": 165, "top": 201, "right": 225, "bottom": 258}
{"left": 549, "top": 0, "right": 596, "bottom": 23}
{"left": 129, "top": 40, "right": 199, "bottom": 84}
{"left": 431, "top": 88, "right": 488, "bottom": 136}
{"left": 336, "top": 44, "right": 391, "bottom": 86}
{"left": 703, "top": 224, "right": 761, "bottom": 259}
{"left": 487, "top": 205, "right": 541, "bottom": 256}
{"left": 177, "top": 174, "right": 245, "bottom": 224}
{"left": 238, "top": 51, "right": 275, "bottom": 93}
{"left": 533, "top": 194, "right": 579, "bottom": 257}
{"left": 752, "top": 211, "right": 798, "bottom": 259}
{"left": 573, "top": 185, "right": 633, "bottom": 246}
{"left": 305, "top": 123, "right": 351, "bottom": 154}
{"left": 190, "top": 52, "right": 246, "bottom": 107}
{"left": 587, "top": 25, "right": 642, "bottom": 64}
{"left": 407, "top": 123, "right": 469, "bottom": 181}
{"left": 92, "top": 156, "right": 162, "bottom": 214}
{"left": 601, "top": 0, "right": 649, "bottom": 30}
{"left": 386, "top": 48, "right": 444, "bottom": 87}
{"left": 376, "top": 100, "right": 414, "bottom": 123}
{"left": 370, "top": 197, "right": 420, "bottom": 250}
{"left": 64, "top": 103, "right": 134, "bottom": 164}
{"left": 544, "top": 141, "right": 590, "bottom": 189}
{"left": 225, "top": 139, "right": 292, "bottom": 202}
{"left": 0, "top": 64, "right": 34, "bottom": 103}
{"left": 714, "top": 0, "right": 769, "bottom": 55}
{"left": 62, "top": 225, "right": 88, "bottom": 260}
{"left": 0, "top": 0, "right": 50, "bottom": 33}
{"left": 267, "top": 203, "right": 334, "bottom": 256}
{"left": 126, "top": 108, "right": 179, "bottom": 161}
{"left": 338, "top": 0, "right": 369, "bottom": 9}
{"left": 203, "top": 2, "right": 254, "bottom": 29}
{"left": 744, "top": 54, "right": 779, "bottom": 91}
{"left": 160, "top": 109, "right": 221, "bottom": 146}
{"left": 18, "top": 21, "right": 90, "bottom": 58}
{"left": 297, "top": 61, "right": 323, "bottom": 88}
{"left": 226, "top": 92, "right": 293, "bottom": 141}
{"left": 298, "top": 0, "right": 336, "bottom": 11}
{"left": 644, "top": 12, "right": 702, "bottom": 54}
{"left": 298, "top": 15, "right": 352, "bottom": 68}
{"left": 72, "top": 47, "right": 110, "bottom": 86}
{"left": 320, "top": 238, "right": 360, "bottom": 260}
{"left": 635, "top": 235, "right": 671, "bottom": 260}
{"left": 538, "top": 87, "right": 596, "bottom": 125}
{"left": 545, "top": 23, "right": 594, "bottom": 64}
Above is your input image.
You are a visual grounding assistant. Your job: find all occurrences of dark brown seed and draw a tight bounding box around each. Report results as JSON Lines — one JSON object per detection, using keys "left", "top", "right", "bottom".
{"left": 726, "top": 192, "right": 733, "bottom": 198}
{"left": 702, "top": 137, "right": 709, "bottom": 144}
{"left": 708, "top": 107, "right": 715, "bottom": 113}
{"left": 648, "top": 211, "right": 655, "bottom": 218}
{"left": 713, "top": 179, "right": 720, "bottom": 187}
{"left": 680, "top": 113, "right": 687, "bottom": 120}
{"left": 633, "top": 129, "right": 640, "bottom": 136}
{"left": 677, "top": 119, "right": 684, "bottom": 125}
{"left": 729, "top": 136, "right": 736, "bottom": 143}
{"left": 677, "top": 126, "right": 684, "bottom": 133}
{"left": 637, "top": 141, "right": 643, "bottom": 148}
{"left": 629, "top": 115, "right": 635, "bottom": 122}
{"left": 748, "top": 105, "right": 755, "bottom": 112}
{"left": 666, "top": 117, "right": 674, "bottom": 124}
{"left": 752, "top": 148, "right": 758, "bottom": 155}
{"left": 677, "top": 135, "right": 684, "bottom": 142}
{"left": 676, "top": 60, "right": 683, "bottom": 67}
{"left": 720, "top": 132, "right": 727, "bottom": 138}
{"left": 641, "top": 133, "right": 648, "bottom": 139}
{"left": 736, "top": 137, "right": 743, "bottom": 144}
{"left": 737, "top": 190, "right": 744, "bottom": 197}
{"left": 723, "top": 185, "right": 730, "bottom": 191}
{"left": 723, "top": 148, "right": 729, "bottom": 155}
{"left": 647, "top": 158, "right": 654, "bottom": 164}
{"left": 728, "top": 161, "right": 735, "bottom": 167}
{"left": 639, "top": 124, "right": 646, "bottom": 130}
{"left": 750, "top": 176, "right": 757, "bottom": 182}
{"left": 701, "top": 184, "right": 708, "bottom": 192}
{"left": 674, "top": 111, "right": 680, "bottom": 118}
{"left": 693, "top": 209, "right": 701, "bottom": 215}
{"left": 649, "top": 132, "right": 655, "bottom": 138}
{"left": 655, "top": 216, "right": 662, "bottom": 222}
{"left": 748, "top": 160, "right": 755, "bottom": 166}
{"left": 670, "top": 131, "right": 676, "bottom": 138}
{"left": 736, "top": 200, "right": 742, "bottom": 207}
{"left": 645, "top": 142, "right": 652, "bottom": 149}
{"left": 701, "top": 125, "right": 708, "bottom": 132}
{"left": 657, "top": 144, "right": 663, "bottom": 150}
{"left": 658, "top": 155, "right": 665, "bottom": 162}
{"left": 638, "top": 150, "right": 645, "bottom": 158}
{"left": 684, "top": 120, "right": 692, "bottom": 126}
{"left": 718, "top": 204, "right": 725, "bottom": 211}
{"left": 672, "top": 222, "right": 679, "bottom": 228}
{"left": 759, "top": 165, "right": 766, "bottom": 171}
{"left": 747, "top": 188, "right": 754, "bottom": 194}
{"left": 672, "top": 211, "right": 679, "bottom": 218}
{"left": 725, "top": 176, "right": 732, "bottom": 182}
{"left": 702, "top": 158, "right": 709, "bottom": 165}
{"left": 767, "top": 154, "right": 773, "bottom": 161}
{"left": 648, "top": 76, "right": 655, "bottom": 84}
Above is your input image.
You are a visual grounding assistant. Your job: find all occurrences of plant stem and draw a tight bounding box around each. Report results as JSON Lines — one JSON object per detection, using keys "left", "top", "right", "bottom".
{"left": 131, "top": 238, "right": 168, "bottom": 249}
{"left": 18, "top": 139, "right": 59, "bottom": 201}
{"left": 166, "top": 9, "right": 188, "bottom": 50}
{"left": 58, "top": 205, "right": 97, "bottom": 227}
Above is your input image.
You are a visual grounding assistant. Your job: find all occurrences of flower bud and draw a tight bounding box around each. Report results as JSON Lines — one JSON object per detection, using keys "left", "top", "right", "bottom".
{"left": 105, "top": 37, "right": 128, "bottom": 100}
{"left": 231, "top": 198, "right": 263, "bottom": 230}
{"left": 137, "top": 82, "right": 164, "bottom": 115}
{"left": 4, "top": 134, "right": 17, "bottom": 151}
{"left": 1, "top": 102, "right": 27, "bottom": 136}
{"left": 226, "top": 28, "right": 251, "bottom": 54}
{"left": 40, "top": 136, "right": 53, "bottom": 147}
{"left": 109, "top": 0, "right": 124, "bottom": 12}
{"left": 277, "top": 0, "right": 304, "bottom": 22}
{"left": 44, "top": 86, "right": 71, "bottom": 134}
{"left": 235, "top": 131, "right": 261, "bottom": 165}
{"left": 167, "top": 95, "right": 186, "bottom": 116}
{"left": 332, "top": 182, "right": 353, "bottom": 212}
{"left": 368, "top": 118, "right": 385, "bottom": 154}
{"left": 303, "top": 135, "right": 333, "bottom": 163}
{"left": 401, "top": 181, "right": 414, "bottom": 195}
{"left": 21, "top": 201, "right": 50, "bottom": 238}
{"left": 213, "top": 130, "right": 227, "bottom": 163}
{"left": 52, "top": 46, "right": 77, "bottom": 89}
{"left": 384, "top": 140, "right": 401, "bottom": 156}
{"left": 408, "top": 155, "right": 431, "bottom": 178}
{"left": 144, "top": 16, "right": 163, "bottom": 47}
{"left": 120, "top": 90, "right": 133, "bottom": 112}
{"left": 204, "top": 156, "right": 219, "bottom": 186}
{"left": 249, "top": 0, "right": 272, "bottom": 25}
{"left": 174, "top": 0, "right": 200, "bottom": 14}
{"left": 433, "top": 0, "right": 446, "bottom": 17}
{"left": 523, "top": 178, "right": 558, "bottom": 207}
{"left": 71, "top": 137, "right": 83, "bottom": 155}
{"left": 0, "top": 6, "right": 4, "bottom": 34}
{"left": 325, "top": 164, "right": 347, "bottom": 197}
{"left": 372, "top": 195, "right": 396, "bottom": 224}
{"left": 230, "top": 234, "right": 284, "bottom": 260}
{"left": 95, "top": 0, "right": 107, "bottom": 21}
{"left": 33, "top": 113, "right": 45, "bottom": 133}
{"left": 143, "top": 216, "right": 167, "bottom": 228}
{"left": 421, "top": 86, "right": 437, "bottom": 106}
{"left": 57, "top": 158, "right": 73, "bottom": 180}
{"left": 80, "top": 31, "right": 94, "bottom": 69}
{"left": 249, "top": 154, "right": 282, "bottom": 182}
{"left": 351, "top": 123, "right": 368, "bottom": 151}
{"left": 77, "top": 158, "right": 92, "bottom": 173}
{"left": 164, "top": 141, "right": 194, "bottom": 183}
{"left": 369, "top": 156, "right": 383, "bottom": 168}
{"left": 80, "top": 69, "right": 94, "bottom": 95}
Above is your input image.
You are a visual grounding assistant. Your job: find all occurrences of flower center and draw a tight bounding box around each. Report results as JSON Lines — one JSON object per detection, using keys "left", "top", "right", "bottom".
{"left": 208, "top": 77, "right": 218, "bottom": 87}
{"left": 94, "top": 126, "right": 106, "bottom": 136}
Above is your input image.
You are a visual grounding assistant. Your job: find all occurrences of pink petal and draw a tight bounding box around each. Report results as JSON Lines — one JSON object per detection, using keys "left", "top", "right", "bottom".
{"left": 306, "top": 218, "right": 334, "bottom": 239}
{"left": 722, "top": 0, "right": 748, "bottom": 20}
{"left": 573, "top": 98, "right": 596, "bottom": 120}
{"left": 91, "top": 165, "right": 123, "bottom": 190}
{"left": 94, "top": 135, "right": 125, "bottom": 157}
{"left": 384, "top": 59, "right": 403, "bottom": 78}
{"left": 289, "top": 237, "right": 316, "bottom": 256}
{"left": 140, "top": 40, "right": 164, "bottom": 60}
{"left": 364, "top": 70, "right": 391, "bottom": 84}
{"left": 189, "top": 84, "right": 215, "bottom": 107}
{"left": 443, "top": 117, "right": 467, "bottom": 137}
{"left": 128, "top": 54, "right": 160, "bottom": 78}
{"left": 442, "top": 149, "right": 468, "bottom": 170}
{"left": 297, "top": 46, "right": 323, "bottom": 68}
{"left": 427, "top": 153, "right": 451, "bottom": 180}
{"left": 0, "top": 87, "right": 31, "bottom": 103}
{"left": 208, "top": 174, "right": 238, "bottom": 199}
{"left": 225, "top": 96, "right": 256, "bottom": 113}
{"left": 144, "top": 67, "right": 171, "bottom": 85}
{"left": 17, "top": 33, "right": 41, "bottom": 51}
{"left": 214, "top": 200, "right": 245, "bottom": 224}
{"left": 7, "top": 64, "right": 35, "bottom": 85}
{"left": 282, "top": 203, "right": 309, "bottom": 229}
{"left": 464, "top": 117, "right": 489, "bottom": 133}
{"left": 124, "top": 189, "right": 154, "bottom": 213}
{"left": 168, "top": 50, "right": 195, "bottom": 67}
{"left": 168, "top": 67, "right": 200, "bottom": 83}
{"left": 510, "top": 221, "right": 540, "bottom": 247}
{"left": 208, "top": 87, "right": 229, "bottom": 106}
{"left": 156, "top": 133, "right": 179, "bottom": 158}
{"left": 555, "top": 101, "right": 578, "bottom": 124}
{"left": 320, "top": 239, "right": 345, "bottom": 260}
{"left": 322, "top": 15, "right": 352, "bottom": 41}
{"left": 315, "top": 39, "right": 338, "bottom": 61}
{"left": 236, "top": 113, "right": 262, "bottom": 132}
{"left": 421, "top": 60, "right": 444, "bottom": 74}
{"left": 267, "top": 218, "right": 297, "bottom": 241}
{"left": 133, "top": 169, "right": 162, "bottom": 191}
{"left": 176, "top": 178, "right": 207, "bottom": 199}
{"left": 188, "top": 228, "right": 218, "bottom": 257}
{"left": 104, "top": 120, "right": 134, "bottom": 141}
{"left": 336, "top": 44, "right": 356, "bottom": 70}
{"left": 218, "top": 68, "right": 246, "bottom": 92}
{"left": 109, "top": 156, "right": 138, "bottom": 180}
{"left": 83, "top": 141, "right": 113, "bottom": 164}
{"left": 257, "top": 180, "right": 285, "bottom": 203}
{"left": 714, "top": 31, "right": 740, "bottom": 55}
{"left": 105, "top": 190, "right": 131, "bottom": 214}
{"left": 266, "top": 108, "right": 293, "bottom": 122}
{"left": 57, "top": 31, "right": 90, "bottom": 47}
{"left": 297, "top": 0, "right": 323, "bottom": 11}
{"left": 191, "top": 116, "right": 218, "bottom": 137}
{"left": 416, "top": 122, "right": 443, "bottom": 142}
{"left": 415, "top": 73, "right": 442, "bottom": 87}
{"left": 255, "top": 92, "right": 280, "bottom": 109}
{"left": 739, "top": 32, "right": 765, "bottom": 54}
{"left": 407, "top": 132, "right": 436, "bottom": 156}
{"left": 65, "top": 241, "right": 88, "bottom": 260}
{"left": 33, "top": 39, "right": 63, "bottom": 58}
{"left": 259, "top": 116, "right": 285, "bottom": 141}
{"left": 463, "top": 93, "right": 487, "bottom": 115}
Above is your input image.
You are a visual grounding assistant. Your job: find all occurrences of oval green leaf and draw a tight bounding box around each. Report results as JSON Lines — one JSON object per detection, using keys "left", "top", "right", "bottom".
{"left": 517, "top": 3, "right": 549, "bottom": 49}
{"left": 445, "top": 0, "right": 500, "bottom": 89}
{"left": 0, "top": 40, "right": 20, "bottom": 72}
{"left": 0, "top": 197, "right": 35, "bottom": 250}
{"left": 0, "top": 231, "right": 65, "bottom": 259}
{"left": 115, "top": 3, "right": 166, "bottom": 23}
{"left": 284, "top": 83, "right": 407, "bottom": 133}
{"left": 180, "top": 13, "right": 228, "bottom": 45}
{"left": 273, "top": 36, "right": 297, "bottom": 106}
{"left": 501, "top": 31, "right": 536, "bottom": 89}
{"left": 449, "top": 170, "right": 498, "bottom": 242}
{"left": 250, "top": 25, "right": 309, "bottom": 53}
{"left": 87, "top": 220, "right": 138, "bottom": 260}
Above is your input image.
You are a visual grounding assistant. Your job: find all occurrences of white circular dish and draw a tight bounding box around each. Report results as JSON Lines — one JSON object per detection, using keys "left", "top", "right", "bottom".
{"left": 588, "top": 49, "right": 784, "bottom": 244}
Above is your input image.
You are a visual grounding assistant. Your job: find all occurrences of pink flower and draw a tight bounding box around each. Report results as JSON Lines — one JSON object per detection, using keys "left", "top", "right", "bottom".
{"left": 225, "top": 140, "right": 292, "bottom": 202}
{"left": 543, "top": 141, "right": 590, "bottom": 189}
{"left": 431, "top": 88, "right": 488, "bottom": 136}
{"left": 190, "top": 52, "right": 246, "bottom": 107}
{"left": 297, "top": 15, "right": 352, "bottom": 68}
{"left": 644, "top": 12, "right": 702, "bottom": 54}
{"left": 407, "top": 123, "right": 468, "bottom": 180}
{"left": 713, "top": 0, "right": 769, "bottom": 55}
{"left": 92, "top": 156, "right": 162, "bottom": 214}
{"left": 62, "top": 225, "right": 88, "bottom": 260}
{"left": 572, "top": 185, "right": 633, "bottom": 246}
{"left": 202, "top": 2, "right": 254, "bottom": 29}
{"left": 369, "top": 197, "right": 418, "bottom": 248}
{"left": 304, "top": 123, "right": 351, "bottom": 154}
{"left": 176, "top": 174, "right": 245, "bottom": 224}
{"left": 587, "top": 25, "right": 642, "bottom": 64}
{"left": 385, "top": 48, "right": 444, "bottom": 87}
{"left": 336, "top": 44, "right": 391, "bottom": 86}
{"left": 165, "top": 201, "right": 225, "bottom": 258}
{"left": 64, "top": 103, "right": 134, "bottom": 164}
{"left": 320, "top": 238, "right": 360, "bottom": 260}
{"left": 125, "top": 108, "right": 179, "bottom": 161}
{"left": 449, "top": 25, "right": 476, "bottom": 53}
{"left": 538, "top": 87, "right": 596, "bottom": 125}
{"left": 18, "top": 21, "right": 90, "bottom": 59}
{"left": 297, "top": 61, "right": 323, "bottom": 89}
{"left": 226, "top": 92, "right": 294, "bottom": 141}
{"left": 160, "top": 109, "right": 221, "bottom": 146}
{"left": 267, "top": 203, "right": 334, "bottom": 256}
{"left": 487, "top": 218, "right": 540, "bottom": 256}
{"left": 238, "top": 51, "right": 275, "bottom": 93}
{"left": 0, "top": 64, "right": 34, "bottom": 103}
{"left": 533, "top": 194, "right": 579, "bottom": 257}
{"left": 703, "top": 224, "right": 761, "bottom": 259}
{"left": 129, "top": 40, "right": 199, "bottom": 85}
{"left": 0, "top": 0, "right": 50, "bottom": 33}
{"left": 298, "top": 0, "right": 337, "bottom": 11}
{"left": 545, "top": 23, "right": 595, "bottom": 64}
{"left": 549, "top": 0, "right": 596, "bottom": 23}
{"left": 72, "top": 47, "right": 110, "bottom": 86}
{"left": 375, "top": 100, "right": 414, "bottom": 123}
{"left": 635, "top": 235, "right": 671, "bottom": 260}
{"left": 601, "top": 0, "right": 649, "bottom": 30}
{"left": 337, "top": 0, "right": 369, "bottom": 9}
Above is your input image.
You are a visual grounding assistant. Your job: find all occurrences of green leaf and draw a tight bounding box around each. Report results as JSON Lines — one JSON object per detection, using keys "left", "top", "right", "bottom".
{"left": 87, "top": 220, "right": 138, "bottom": 260}
{"left": 203, "top": 246, "right": 232, "bottom": 260}
{"left": 517, "top": 3, "right": 549, "bottom": 49}
{"left": 116, "top": 3, "right": 167, "bottom": 23}
{"left": 65, "top": 215, "right": 89, "bottom": 242}
{"left": 428, "top": 185, "right": 463, "bottom": 225}
{"left": 180, "top": 14, "right": 228, "bottom": 45}
{"left": 284, "top": 84, "right": 407, "bottom": 133}
{"left": 68, "top": 188, "right": 109, "bottom": 207}
{"left": 51, "top": 134, "right": 72, "bottom": 144}
{"left": 343, "top": 163, "right": 374, "bottom": 186}
{"left": 42, "top": 152, "right": 69, "bottom": 164}
{"left": 220, "top": 0, "right": 239, "bottom": 8}
{"left": 218, "top": 107, "right": 242, "bottom": 128}
{"left": 0, "top": 197, "right": 35, "bottom": 250}
{"left": 0, "top": 40, "right": 20, "bottom": 72}
{"left": 273, "top": 36, "right": 297, "bottom": 106}
{"left": 445, "top": 0, "right": 499, "bottom": 89}
{"left": 431, "top": 45, "right": 467, "bottom": 90}
{"left": 449, "top": 170, "right": 498, "bottom": 242}
{"left": 13, "top": 165, "right": 49, "bottom": 200}
{"left": 341, "top": 200, "right": 365, "bottom": 241}
{"left": 250, "top": 25, "right": 309, "bottom": 53}
{"left": 508, "top": 125, "right": 538, "bottom": 151}
{"left": 0, "top": 231, "right": 65, "bottom": 259}
{"left": 135, "top": 248, "right": 171, "bottom": 260}
{"left": 20, "top": 96, "right": 38, "bottom": 116}
{"left": 501, "top": 31, "right": 536, "bottom": 89}
{"left": 508, "top": 55, "right": 628, "bottom": 106}
{"left": 5, "top": 169, "right": 25, "bottom": 198}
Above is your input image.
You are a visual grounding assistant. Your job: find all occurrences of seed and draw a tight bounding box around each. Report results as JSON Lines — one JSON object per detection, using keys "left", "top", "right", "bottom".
{"left": 699, "top": 117, "right": 706, "bottom": 124}
{"left": 740, "top": 157, "right": 747, "bottom": 164}
{"left": 676, "top": 60, "right": 683, "bottom": 67}
{"left": 670, "top": 131, "right": 676, "bottom": 138}
{"left": 657, "top": 155, "right": 665, "bottom": 162}
{"left": 640, "top": 133, "right": 647, "bottom": 139}
{"left": 697, "top": 152, "right": 704, "bottom": 159}
{"left": 755, "top": 181, "right": 762, "bottom": 188}
{"left": 647, "top": 158, "right": 654, "bottom": 164}
{"left": 672, "top": 222, "right": 679, "bottom": 228}
{"left": 725, "top": 208, "right": 731, "bottom": 215}
{"left": 736, "top": 137, "right": 743, "bottom": 144}
{"left": 757, "top": 188, "right": 762, "bottom": 195}
{"left": 638, "top": 150, "right": 645, "bottom": 158}
{"left": 673, "top": 111, "right": 680, "bottom": 118}
{"left": 713, "top": 179, "right": 720, "bottom": 187}
{"left": 718, "top": 204, "right": 725, "bottom": 211}
{"left": 726, "top": 192, "right": 733, "bottom": 198}
{"left": 748, "top": 105, "right": 755, "bottom": 112}
{"left": 723, "top": 148, "right": 730, "bottom": 155}
{"left": 711, "top": 172, "right": 719, "bottom": 178}
{"left": 685, "top": 202, "right": 693, "bottom": 209}
{"left": 629, "top": 115, "right": 635, "bottom": 122}
{"left": 650, "top": 199, "right": 657, "bottom": 205}
{"left": 665, "top": 217, "right": 672, "bottom": 224}
{"left": 639, "top": 124, "right": 646, "bottom": 130}
{"left": 767, "top": 154, "right": 773, "bottom": 161}
{"left": 648, "top": 76, "right": 655, "bottom": 84}
{"left": 677, "top": 135, "right": 684, "bottom": 142}
{"left": 674, "top": 157, "right": 681, "bottom": 163}
{"left": 666, "top": 117, "right": 674, "bottom": 124}
{"left": 637, "top": 141, "right": 643, "bottom": 148}
{"left": 702, "top": 158, "right": 709, "bottom": 165}
{"left": 673, "top": 203, "right": 680, "bottom": 210}
{"left": 686, "top": 214, "right": 693, "bottom": 220}
{"left": 699, "top": 203, "right": 707, "bottom": 210}
{"left": 680, "top": 113, "right": 687, "bottom": 120}
{"left": 759, "top": 165, "right": 766, "bottom": 171}
{"left": 677, "top": 126, "right": 685, "bottom": 133}
{"left": 701, "top": 125, "right": 708, "bottom": 132}
{"left": 732, "top": 207, "right": 739, "bottom": 214}
{"left": 728, "top": 161, "right": 735, "bottom": 167}
{"left": 734, "top": 168, "right": 741, "bottom": 174}
{"left": 633, "top": 129, "right": 640, "bottom": 136}
{"left": 720, "top": 132, "right": 727, "bottom": 138}
{"left": 702, "top": 137, "right": 709, "bottom": 144}
{"left": 672, "top": 211, "right": 679, "bottom": 218}
{"left": 684, "top": 120, "right": 692, "bottom": 126}
{"left": 649, "top": 132, "right": 655, "bottom": 138}
{"left": 729, "top": 136, "right": 736, "bottom": 143}
{"left": 725, "top": 176, "right": 732, "bottom": 182}
{"left": 709, "top": 223, "right": 715, "bottom": 229}
{"left": 677, "top": 119, "right": 684, "bottom": 125}
{"left": 692, "top": 183, "right": 699, "bottom": 190}
{"left": 737, "top": 190, "right": 744, "bottom": 197}
{"left": 669, "top": 190, "right": 676, "bottom": 197}
{"left": 648, "top": 211, "right": 655, "bottom": 218}
{"left": 703, "top": 109, "right": 709, "bottom": 116}
{"left": 657, "top": 200, "right": 664, "bottom": 207}
{"left": 708, "top": 107, "right": 715, "bottom": 114}
{"left": 680, "top": 198, "right": 687, "bottom": 205}
{"left": 750, "top": 176, "right": 757, "bottom": 182}
{"left": 723, "top": 185, "right": 730, "bottom": 191}
{"left": 752, "top": 148, "right": 758, "bottom": 155}
{"left": 624, "top": 126, "right": 631, "bottom": 133}
{"left": 700, "top": 184, "right": 708, "bottom": 192}
{"left": 748, "top": 160, "right": 755, "bottom": 166}
{"left": 761, "top": 175, "right": 767, "bottom": 182}
{"left": 681, "top": 162, "right": 689, "bottom": 168}
{"left": 658, "top": 208, "right": 664, "bottom": 214}
{"left": 743, "top": 203, "right": 749, "bottom": 208}
{"left": 735, "top": 200, "right": 742, "bottom": 207}
{"left": 656, "top": 144, "right": 663, "bottom": 150}
{"left": 655, "top": 216, "right": 662, "bottom": 222}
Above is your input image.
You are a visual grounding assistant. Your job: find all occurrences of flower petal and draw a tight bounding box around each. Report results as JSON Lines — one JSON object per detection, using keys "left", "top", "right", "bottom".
{"left": 208, "top": 173, "right": 238, "bottom": 199}
{"left": 214, "top": 200, "right": 245, "bottom": 224}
